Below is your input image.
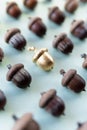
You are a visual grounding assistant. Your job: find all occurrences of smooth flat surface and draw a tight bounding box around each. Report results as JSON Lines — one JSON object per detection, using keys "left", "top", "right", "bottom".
{"left": 0, "top": 0, "right": 87, "bottom": 130}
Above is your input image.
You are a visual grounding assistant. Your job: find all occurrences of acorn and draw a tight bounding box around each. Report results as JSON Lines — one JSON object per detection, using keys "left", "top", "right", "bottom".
{"left": 0, "top": 90, "right": 6, "bottom": 110}
{"left": 0, "top": 48, "right": 4, "bottom": 62}
{"left": 48, "top": 6, "right": 65, "bottom": 25}
{"left": 65, "top": 0, "right": 79, "bottom": 13}
{"left": 28, "top": 17, "right": 47, "bottom": 37}
{"left": 70, "top": 20, "right": 87, "bottom": 40}
{"left": 6, "top": 63, "right": 32, "bottom": 89}
{"left": 77, "top": 122, "right": 87, "bottom": 130}
{"left": 81, "top": 53, "right": 87, "bottom": 69}
{"left": 6, "top": 2, "right": 21, "bottom": 18}
{"left": 80, "top": 0, "right": 87, "bottom": 2}
{"left": 28, "top": 47, "right": 54, "bottom": 71}
{"left": 12, "top": 113, "right": 40, "bottom": 130}
{"left": 53, "top": 33, "right": 74, "bottom": 54}
{"left": 23, "top": 0, "right": 37, "bottom": 9}
{"left": 5, "top": 28, "right": 26, "bottom": 50}
{"left": 60, "top": 69, "right": 86, "bottom": 93}
{"left": 39, "top": 89, "right": 65, "bottom": 116}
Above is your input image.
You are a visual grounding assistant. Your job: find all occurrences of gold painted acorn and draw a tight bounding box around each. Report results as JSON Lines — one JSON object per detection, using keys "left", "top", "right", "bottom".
{"left": 28, "top": 47, "right": 54, "bottom": 71}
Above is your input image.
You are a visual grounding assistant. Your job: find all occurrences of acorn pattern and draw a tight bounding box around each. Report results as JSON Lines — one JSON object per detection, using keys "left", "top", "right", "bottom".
{"left": 5, "top": 28, "right": 26, "bottom": 50}
{"left": 6, "top": 63, "right": 32, "bottom": 89}
{"left": 12, "top": 113, "right": 40, "bottom": 130}
{"left": 39, "top": 89, "right": 65, "bottom": 116}
{"left": 60, "top": 69, "right": 86, "bottom": 93}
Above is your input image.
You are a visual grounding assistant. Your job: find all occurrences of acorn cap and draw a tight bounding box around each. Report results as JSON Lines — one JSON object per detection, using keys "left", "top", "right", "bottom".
{"left": 53, "top": 33, "right": 67, "bottom": 48}
{"left": 12, "top": 113, "right": 40, "bottom": 130}
{"left": 33, "top": 48, "right": 48, "bottom": 62}
{"left": 65, "top": 0, "right": 79, "bottom": 13}
{"left": 48, "top": 6, "right": 59, "bottom": 18}
{"left": 39, "top": 89, "right": 56, "bottom": 108}
{"left": 6, "top": 63, "right": 24, "bottom": 81}
{"left": 77, "top": 122, "right": 87, "bottom": 130}
{"left": 61, "top": 69, "right": 76, "bottom": 86}
{"left": 29, "top": 17, "right": 42, "bottom": 30}
{"left": 6, "top": 2, "right": 18, "bottom": 13}
{"left": 71, "top": 20, "right": 84, "bottom": 33}
{"left": 5, "top": 28, "right": 20, "bottom": 43}
{"left": 0, "top": 48, "right": 4, "bottom": 61}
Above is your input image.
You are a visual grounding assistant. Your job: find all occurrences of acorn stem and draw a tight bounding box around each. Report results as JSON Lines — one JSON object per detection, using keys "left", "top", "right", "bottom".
{"left": 12, "top": 115, "right": 18, "bottom": 121}
{"left": 41, "top": 92, "right": 46, "bottom": 96}
{"left": 81, "top": 53, "right": 87, "bottom": 59}
{"left": 27, "top": 46, "right": 36, "bottom": 52}
{"left": 83, "top": 88, "right": 86, "bottom": 91}
{"left": 60, "top": 69, "right": 65, "bottom": 76}
{"left": 78, "top": 122, "right": 83, "bottom": 128}
{"left": 7, "top": 64, "right": 12, "bottom": 69}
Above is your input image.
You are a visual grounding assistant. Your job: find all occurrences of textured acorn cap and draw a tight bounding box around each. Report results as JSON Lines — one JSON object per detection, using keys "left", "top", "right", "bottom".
{"left": 33, "top": 48, "right": 48, "bottom": 62}
{"left": 60, "top": 69, "right": 76, "bottom": 86}
{"left": 5, "top": 28, "right": 20, "bottom": 43}
{"left": 39, "top": 89, "right": 56, "bottom": 108}
{"left": 12, "top": 113, "right": 39, "bottom": 130}
{"left": 81, "top": 54, "right": 87, "bottom": 68}
{"left": 48, "top": 6, "right": 59, "bottom": 18}
{"left": 71, "top": 20, "right": 84, "bottom": 33}
{"left": 65, "top": 0, "right": 79, "bottom": 13}
{"left": 29, "top": 17, "right": 42, "bottom": 30}
{"left": 77, "top": 122, "right": 87, "bottom": 130}
{"left": 53, "top": 33, "right": 67, "bottom": 48}
{"left": 6, "top": 63, "right": 24, "bottom": 81}
{"left": 6, "top": 2, "right": 18, "bottom": 13}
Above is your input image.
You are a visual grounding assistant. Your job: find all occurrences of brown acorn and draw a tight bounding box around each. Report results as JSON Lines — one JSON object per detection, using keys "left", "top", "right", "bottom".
{"left": 80, "top": 0, "right": 87, "bottom": 2}
{"left": 77, "top": 122, "right": 87, "bottom": 130}
{"left": 6, "top": 2, "right": 21, "bottom": 18}
{"left": 28, "top": 17, "right": 47, "bottom": 37}
{"left": 81, "top": 53, "right": 87, "bottom": 69}
{"left": 65, "top": 0, "right": 79, "bottom": 13}
{"left": 39, "top": 89, "right": 65, "bottom": 116}
{"left": 0, "top": 90, "right": 6, "bottom": 110}
{"left": 60, "top": 69, "right": 86, "bottom": 93}
{"left": 48, "top": 6, "right": 65, "bottom": 25}
{"left": 70, "top": 20, "right": 87, "bottom": 40}
{"left": 53, "top": 33, "right": 74, "bottom": 54}
{"left": 6, "top": 63, "right": 32, "bottom": 89}
{"left": 23, "top": 0, "right": 37, "bottom": 9}
{"left": 0, "top": 48, "right": 4, "bottom": 62}
{"left": 5, "top": 28, "right": 26, "bottom": 50}
{"left": 12, "top": 113, "right": 40, "bottom": 130}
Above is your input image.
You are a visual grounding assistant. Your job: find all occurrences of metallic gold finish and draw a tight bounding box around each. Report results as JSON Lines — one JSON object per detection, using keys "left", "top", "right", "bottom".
{"left": 28, "top": 47, "right": 54, "bottom": 71}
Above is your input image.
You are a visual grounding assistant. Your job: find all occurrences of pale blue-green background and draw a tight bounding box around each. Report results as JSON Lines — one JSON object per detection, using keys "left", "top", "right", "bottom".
{"left": 0, "top": 0, "right": 87, "bottom": 130}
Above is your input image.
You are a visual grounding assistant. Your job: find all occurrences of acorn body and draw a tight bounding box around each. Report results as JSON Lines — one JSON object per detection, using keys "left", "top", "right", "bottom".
{"left": 60, "top": 69, "right": 86, "bottom": 93}
{"left": 53, "top": 33, "right": 73, "bottom": 54}
{"left": 12, "top": 113, "right": 40, "bottom": 130}
{"left": 71, "top": 20, "right": 87, "bottom": 40}
{"left": 0, "top": 48, "right": 4, "bottom": 62}
{"left": 29, "top": 17, "right": 47, "bottom": 37}
{"left": 39, "top": 89, "right": 65, "bottom": 116}
{"left": 23, "top": 0, "right": 37, "bottom": 9}
{"left": 5, "top": 28, "right": 26, "bottom": 50}
{"left": 48, "top": 6, "right": 65, "bottom": 25}
{"left": 6, "top": 63, "right": 32, "bottom": 89}
{"left": 65, "top": 0, "right": 79, "bottom": 13}
{"left": 77, "top": 122, "right": 87, "bottom": 130}
{"left": 6, "top": 2, "right": 21, "bottom": 18}
{"left": 0, "top": 90, "right": 6, "bottom": 110}
{"left": 30, "top": 48, "right": 54, "bottom": 71}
